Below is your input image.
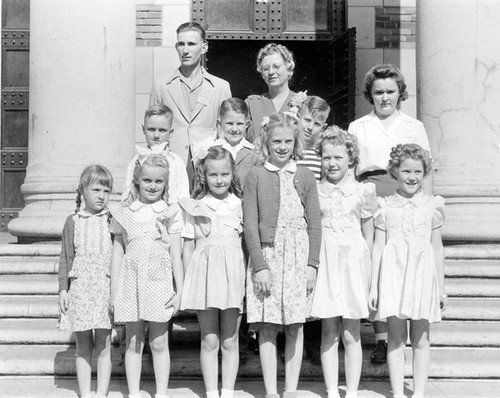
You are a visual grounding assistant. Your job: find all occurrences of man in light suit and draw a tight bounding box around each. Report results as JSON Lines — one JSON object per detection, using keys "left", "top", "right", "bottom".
{"left": 149, "top": 22, "right": 231, "bottom": 184}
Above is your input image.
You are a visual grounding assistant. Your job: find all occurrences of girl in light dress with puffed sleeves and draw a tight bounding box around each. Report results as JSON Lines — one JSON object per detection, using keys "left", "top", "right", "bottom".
{"left": 110, "top": 154, "right": 184, "bottom": 398}
{"left": 180, "top": 146, "right": 245, "bottom": 398}
{"left": 309, "top": 128, "right": 376, "bottom": 398}
{"left": 369, "top": 144, "right": 446, "bottom": 398}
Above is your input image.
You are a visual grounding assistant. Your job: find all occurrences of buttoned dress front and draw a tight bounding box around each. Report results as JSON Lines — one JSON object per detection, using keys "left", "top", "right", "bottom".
{"left": 310, "top": 176, "right": 377, "bottom": 320}
{"left": 111, "top": 200, "right": 182, "bottom": 323}
{"left": 375, "top": 192, "right": 445, "bottom": 323}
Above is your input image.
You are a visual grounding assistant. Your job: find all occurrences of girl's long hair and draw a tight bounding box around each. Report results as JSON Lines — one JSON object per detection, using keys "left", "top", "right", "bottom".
{"left": 192, "top": 146, "right": 243, "bottom": 200}
{"left": 122, "top": 154, "right": 169, "bottom": 206}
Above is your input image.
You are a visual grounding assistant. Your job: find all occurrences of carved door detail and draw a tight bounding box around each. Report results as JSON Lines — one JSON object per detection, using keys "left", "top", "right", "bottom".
{"left": 1, "top": 0, "right": 30, "bottom": 231}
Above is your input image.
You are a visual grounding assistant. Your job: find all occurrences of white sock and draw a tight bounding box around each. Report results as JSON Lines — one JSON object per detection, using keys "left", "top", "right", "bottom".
{"left": 220, "top": 389, "right": 234, "bottom": 398}
{"left": 206, "top": 391, "right": 219, "bottom": 398}
{"left": 128, "top": 394, "right": 142, "bottom": 398}
{"left": 345, "top": 391, "right": 358, "bottom": 398}
{"left": 327, "top": 389, "right": 341, "bottom": 398}
{"left": 375, "top": 332, "right": 388, "bottom": 341}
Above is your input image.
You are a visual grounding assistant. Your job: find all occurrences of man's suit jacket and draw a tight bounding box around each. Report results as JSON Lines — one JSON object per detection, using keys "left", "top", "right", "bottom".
{"left": 149, "top": 68, "right": 231, "bottom": 165}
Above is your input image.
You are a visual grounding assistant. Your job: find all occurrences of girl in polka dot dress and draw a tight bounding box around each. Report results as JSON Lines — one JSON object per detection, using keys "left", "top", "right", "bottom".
{"left": 180, "top": 146, "right": 245, "bottom": 398}
{"left": 110, "top": 154, "right": 184, "bottom": 398}
{"left": 58, "top": 165, "right": 114, "bottom": 398}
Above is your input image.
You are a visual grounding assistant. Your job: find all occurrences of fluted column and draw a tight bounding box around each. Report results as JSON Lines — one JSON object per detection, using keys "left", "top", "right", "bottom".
{"left": 8, "top": 0, "right": 136, "bottom": 240}
{"left": 417, "top": 0, "right": 500, "bottom": 241}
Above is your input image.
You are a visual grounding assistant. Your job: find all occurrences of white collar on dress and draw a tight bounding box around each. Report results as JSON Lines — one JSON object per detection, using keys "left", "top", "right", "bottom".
{"left": 264, "top": 160, "right": 297, "bottom": 173}
{"left": 76, "top": 208, "right": 109, "bottom": 218}
{"left": 129, "top": 199, "right": 168, "bottom": 213}
{"left": 203, "top": 192, "right": 240, "bottom": 211}
{"left": 319, "top": 172, "right": 357, "bottom": 196}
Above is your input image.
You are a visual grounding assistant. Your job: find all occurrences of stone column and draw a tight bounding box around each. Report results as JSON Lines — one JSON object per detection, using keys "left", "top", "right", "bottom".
{"left": 8, "top": 0, "right": 136, "bottom": 240}
{"left": 417, "top": 0, "right": 500, "bottom": 241}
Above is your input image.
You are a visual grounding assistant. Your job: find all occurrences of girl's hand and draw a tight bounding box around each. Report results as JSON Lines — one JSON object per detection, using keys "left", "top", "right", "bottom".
{"left": 368, "top": 288, "right": 378, "bottom": 312}
{"left": 306, "top": 266, "right": 317, "bottom": 296}
{"left": 58, "top": 290, "right": 69, "bottom": 315}
{"left": 166, "top": 294, "right": 180, "bottom": 316}
{"left": 254, "top": 269, "right": 271, "bottom": 297}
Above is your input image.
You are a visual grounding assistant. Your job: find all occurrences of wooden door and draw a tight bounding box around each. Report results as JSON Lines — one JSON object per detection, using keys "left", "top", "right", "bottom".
{"left": 192, "top": 0, "right": 355, "bottom": 128}
{"left": 1, "top": 0, "right": 29, "bottom": 231}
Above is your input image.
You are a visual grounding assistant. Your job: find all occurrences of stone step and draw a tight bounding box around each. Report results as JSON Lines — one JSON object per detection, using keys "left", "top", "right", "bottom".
{"left": 1, "top": 318, "right": 499, "bottom": 348}
{"left": 0, "top": 256, "right": 59, "bottom": 274}
{"left": 2, "top": 295, "right": 499, "bottom": 321}
{"left": 0, "top": 318, "right": 200, "bottom": 345}
{"left": 0, "top": 275, "right": 58, "bottom": 295}
{"left": 445, "top": 259, "right": 500, "bottom": 278}
{"left": 445, "top": 278, "right": 500, "bottom": 297}
{"left": 3, "top": 274, "right": 498, "bottom": 297}
{"left": 0, "top": 244, "right": 61, "bottom": 257}
{"left": 444, "top": 244, "right": 500, "bottom": 259}
{"left": 1, "top": 377, "right": 499, "bottom": 398}
{"left": 1, "top": 344, "right": 499, "bottom": 378}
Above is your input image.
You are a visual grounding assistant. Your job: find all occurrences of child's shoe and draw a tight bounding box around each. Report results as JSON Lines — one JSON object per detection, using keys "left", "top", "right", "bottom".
{"left": 326, "top": 390, "right": 341, "bottom": 398}
{"left": 206, "top": 391, "right": 219, "bottom": 398}
{"left": 220, "top": 389, "right": 234, "bottom": 398}
{"left": 345, "top": 392, "right": 358, "bottom": 398}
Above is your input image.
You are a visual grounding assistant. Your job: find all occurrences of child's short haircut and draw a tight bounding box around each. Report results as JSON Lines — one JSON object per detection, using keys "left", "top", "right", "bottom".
{"left": 176, "top": 22, "right": 206, "bottom": 42}
{"left": 316, "top": 126, "right": 359, "bottom": 167}
{"left": 76, "top": 165, "right": 113, "bottom": 213}
{"left": 303, "top": 96, "right": 331, "bottom": 123}
{"left": 144, "top": 104, "right": 173, "bottom": 124}
{"left": 219, "top": 97, "right": 249, "bottom": 120}
{"left": 388, "top": 143, "right": 432, "bottom": 179}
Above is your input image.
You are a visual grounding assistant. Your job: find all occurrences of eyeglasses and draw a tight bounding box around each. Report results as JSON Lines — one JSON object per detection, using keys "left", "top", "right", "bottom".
{"left": 261, "top": 63, "right": 285, "bottom": 73}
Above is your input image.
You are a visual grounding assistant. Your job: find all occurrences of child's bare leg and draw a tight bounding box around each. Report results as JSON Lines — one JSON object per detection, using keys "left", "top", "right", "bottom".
{"left": 149, "top": 321, "right": 170, "bottom": 395}
{"left": 321, "top": 317, "right": 341, "bottom": 392}
{"left": 94, "top": 328, "right": 112, "bottom": 397}
{"left": 284, "top": 323, "right": 304, "bottom": 392}
{"left": 125, "top": 321, "right": 146, "bottom": 395}
{"left": 220, "top": 309, "right": 241, "bottom": 391}
{"left": 387, "top": 317, "right": 407, "bottom": 397}
{"left": 75, "top": 330, "right": 93, "bottom": 397}
{"left": 198, "top": 309, "right": 220, "bottom": 394}
{"left": 410, "top": 319, "right": 431, "bottom": 396}
{"left": 342, "top": 319, "right": 362, "bottom": 394}
{"left": 259, "top": 323, "right": 279, "bottom": 395}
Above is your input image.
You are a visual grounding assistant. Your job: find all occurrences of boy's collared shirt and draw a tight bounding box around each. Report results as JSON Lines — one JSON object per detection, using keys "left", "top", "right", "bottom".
{"left": 211, "top": 137, "right": 254, "bottom": 160}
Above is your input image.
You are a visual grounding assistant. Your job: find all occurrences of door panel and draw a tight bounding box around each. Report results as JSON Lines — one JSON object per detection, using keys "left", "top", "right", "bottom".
{"left": 1, "top": 0, "right": 30, "bottom": 231}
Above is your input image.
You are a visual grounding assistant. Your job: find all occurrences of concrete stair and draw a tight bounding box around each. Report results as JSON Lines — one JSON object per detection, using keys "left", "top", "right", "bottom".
{"left": 0, "top": 243, "right": 499, "bottom": 381}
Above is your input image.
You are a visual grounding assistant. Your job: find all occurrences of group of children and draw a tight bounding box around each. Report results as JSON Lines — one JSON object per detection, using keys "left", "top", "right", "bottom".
{"left": 58, "top": 93, "right": 445, "bottom": 398}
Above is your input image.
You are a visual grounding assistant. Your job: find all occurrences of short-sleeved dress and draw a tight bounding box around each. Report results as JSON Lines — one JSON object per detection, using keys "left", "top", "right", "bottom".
{"left": 310, "top": 176, "right": 377, "bottom": 319}
{"left": 111, "top": 200, "right": 182, "bottom": 323}
{"left": 179, "top": 193, "right": 245, "bottom": 311}
{"left": 246, "top": 164, "right": 310, "bottom": 325}
{"left": 59, "top": 209, "right": 113, "bottom": 332}
{"left": 374, "top": 192, "right": 445, "bottom": 323}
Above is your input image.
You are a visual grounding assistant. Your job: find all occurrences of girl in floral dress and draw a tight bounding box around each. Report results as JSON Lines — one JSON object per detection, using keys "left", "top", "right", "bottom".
{"left": 244, "top": 112, "right": 322, "bottom": 398}
{"left": 369, "top": 144, "right": 446, "bottom": 398}
{"left": 58, "top": 165, "right": 114, "bottom": 398}
{"left": 310, "top": 128, "right": 376, "bottom": 398}
{"left": 110, "top": 154, "right": 184, "bottom": 398}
